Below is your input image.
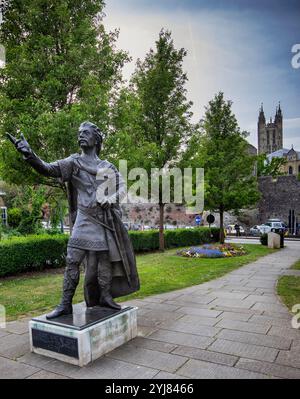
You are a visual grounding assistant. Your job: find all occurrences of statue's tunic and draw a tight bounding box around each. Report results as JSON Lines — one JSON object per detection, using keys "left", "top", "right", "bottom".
{"left": 56, "top": 155, "right": 123, "bottom": 261}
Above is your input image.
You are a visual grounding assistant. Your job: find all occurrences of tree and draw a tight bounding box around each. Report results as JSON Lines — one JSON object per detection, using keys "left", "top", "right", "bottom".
{"left": 188, "top": 92, "right": 260, "bottom": 243}
{"left": 257, "top": 154, "right": 287, "bottom": 177}
{"left": 0, "top": 0, "right": 128, "bottom": 188}
{"left": 112, "top": 30, "right": 196, "bottom": 251}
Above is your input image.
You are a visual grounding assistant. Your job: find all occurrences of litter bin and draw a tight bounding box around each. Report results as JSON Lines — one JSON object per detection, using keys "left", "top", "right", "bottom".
{"left": 280, "top": 229, "right": 285, "bottom": 248}
{"left": 273, "top": 228, "right": 285, "bottom": 248}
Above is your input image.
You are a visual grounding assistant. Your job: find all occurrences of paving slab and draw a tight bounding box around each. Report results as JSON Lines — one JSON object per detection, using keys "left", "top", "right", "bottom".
{"left": 126, "top": 337, "right": 177, "bottom": 353}
{"left": 148, "top": 329, "right": 214, "bottom": 349}
{"left": 267, "top": 326, "right": 300, "bottom": 340}
{"left": 159, "top": 320, "right": 220, "bottom": 337}
{"left": 27, "top": 370, "right": 71, "bottom": 379}
{"left": 217, "top": 329, "right": 292, "bottom": 350}
{"left": 172, "top": 346, "right": 238, "bottom": 366}
{"left": 152, "top": 371, "right": 190, "bottom": 379}
{"left": 3, "top": 320, "right": 29, "bottom": 335}
{"left": 176, "top": 307, "right": 222, "bottom": 318}
{"left": 176, "top": 359, "right": 270, "bottom": 379}
{"left": 42, "top": 357, "right": 159, "bottom": 379}
{"left": 236, "top": 358, "right": 300, "bottom": 379}
{"left": 0, "top": 333, "right": 30, "bottom": 359}
{"left": 276, "top": 349, "right": 300, "bottom": 369}
{"left": 208, "top": 339, "right": 279, "bottom": 362}
{"left": 106, "top": 346, "right": 188, "bottom": 373}
{"left": 216, "top": 311, "right": 252, "bottom": 322}
{"left": 215, "top": 318, "right": 271, "bottom": 334}
{"left": 179, "top": 314, "right": 220, "bottom": 326}
{"left": 0, "top": 356, "right": 38, "bottom": 379}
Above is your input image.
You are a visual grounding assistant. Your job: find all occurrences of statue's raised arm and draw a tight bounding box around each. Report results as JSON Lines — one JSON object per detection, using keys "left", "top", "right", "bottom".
{"left": 6, "top": 132, "right": 62, "bottom": 179}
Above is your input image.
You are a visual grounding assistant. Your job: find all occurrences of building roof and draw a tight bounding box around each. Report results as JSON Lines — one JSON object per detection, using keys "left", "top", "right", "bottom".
{"left": 267, "top": 148, "right": 300, "bottom": 161}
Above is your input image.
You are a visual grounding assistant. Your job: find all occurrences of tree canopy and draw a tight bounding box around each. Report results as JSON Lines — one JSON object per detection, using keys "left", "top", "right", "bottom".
{"left": 0, "top": 0, "right": 128, "bottom": 187}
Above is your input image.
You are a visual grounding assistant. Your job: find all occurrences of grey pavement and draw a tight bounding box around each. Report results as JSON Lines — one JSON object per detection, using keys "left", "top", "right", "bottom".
{"left": 0, "top": 240, "right": 300, "bottom": 379}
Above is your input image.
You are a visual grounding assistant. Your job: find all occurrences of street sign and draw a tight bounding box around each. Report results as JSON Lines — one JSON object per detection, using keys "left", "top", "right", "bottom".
{"left": 195, "top": 215, "right": 202, "bottom": 226}
{"left": 206, "top": 214, "right": 215, "bottom": 225}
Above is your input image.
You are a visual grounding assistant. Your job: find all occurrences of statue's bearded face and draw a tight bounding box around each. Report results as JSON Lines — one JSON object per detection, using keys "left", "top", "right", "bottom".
{"left": 78, "top": 125, "right": 97, "bottom": 150}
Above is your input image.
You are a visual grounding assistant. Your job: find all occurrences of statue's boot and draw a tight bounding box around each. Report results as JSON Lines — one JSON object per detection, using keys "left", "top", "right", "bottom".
{"left": 46, "top": 259, "right": 80, "bottom": 320}
{"left": 98, "top": 255, "right": 121, "bottom": 310}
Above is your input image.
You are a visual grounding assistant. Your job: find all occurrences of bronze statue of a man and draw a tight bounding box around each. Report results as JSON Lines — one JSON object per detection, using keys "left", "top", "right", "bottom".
{"left": 7, "top": 122, "right": 139, "bottom": 319}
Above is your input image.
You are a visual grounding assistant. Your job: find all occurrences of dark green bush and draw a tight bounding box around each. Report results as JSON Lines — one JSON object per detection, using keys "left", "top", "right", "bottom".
{"left": 129, "top": 227, "right": 219, "bottom": 252}
{"left": 0, "top": 227, "right": 220, "bottom": 277}
{"left": 260, "top": 233, "right": 268, "bottom": 246}
{"left": 0, "top": 235, "right": 68, "bottom": 277}
{"left": 7, "top": 208, "right": 22, "bottom": 228}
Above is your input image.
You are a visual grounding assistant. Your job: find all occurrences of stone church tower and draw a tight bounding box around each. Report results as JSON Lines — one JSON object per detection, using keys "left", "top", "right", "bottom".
{"left": 258, "top": 103, "right": 283, "bottom": 154}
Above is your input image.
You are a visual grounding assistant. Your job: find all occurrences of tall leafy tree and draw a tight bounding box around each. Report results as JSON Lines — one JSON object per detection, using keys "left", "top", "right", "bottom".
{"left": 112, "top": 30, "right": 196, "bottom": 251}
{"left": 0, "top": 0, "right": 128, "bottom": 188}
{"left": 257, "top": 154, "right": 287, "bottom": 177}
{"left": 188, "top": 92, "right": 260, "bottom": 243}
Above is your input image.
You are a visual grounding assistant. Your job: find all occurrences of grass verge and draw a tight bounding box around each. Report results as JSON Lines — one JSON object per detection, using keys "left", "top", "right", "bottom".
{"left": 0, "top": 244, "right": 275, "bottom": 320}
{"left": 292, "top": 260, "right": 300, "bottom": 270}
{"left": 277, "top": 276, "right": 300, "bottom": 311}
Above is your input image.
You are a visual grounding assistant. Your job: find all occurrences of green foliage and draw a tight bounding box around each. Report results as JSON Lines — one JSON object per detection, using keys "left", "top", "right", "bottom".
{"left": 277, "top": 276, "right": 300, "bottom": 311}
{"left": 0, "top": 0, "right": 128, "bottom": 186}
{"left": 187, "top": 92, "right": 260, "bottom": 243}
{"left": 12, "top": 186, "right": 46, "bottom": 234}
{"left": 257, "top": 154, "right": 287, "bottom": 177}
{"left": 260, "top": 233, "right": 268, "bottom": 246}
{"left": 7, "top": 207, "right": 22, "bottom": 228}
{"left": 0, "top": 234, "right": 68, "bottom": 277}
{"left": 0, "top": 227, "right": 220, "bottom": 277}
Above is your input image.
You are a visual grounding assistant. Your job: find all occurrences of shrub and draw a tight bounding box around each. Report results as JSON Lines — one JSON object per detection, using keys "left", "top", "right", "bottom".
{"left": 0, "top": 234, "right": 68, "bottom": 277}
{"left": 260, "top": 233, "right": 268, "bottom": 246}
{"left": 7, "top": 208, "right": 22, "bottom": 228}
{"left": 0, "top": 227, "right": 220, "bottom": 277}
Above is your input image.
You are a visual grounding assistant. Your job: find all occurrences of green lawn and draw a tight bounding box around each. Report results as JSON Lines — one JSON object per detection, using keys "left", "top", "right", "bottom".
{"left": 292, "top": 260, "right": 300, "bottom": 270}
{"left": 277, "top": 276, "right": 300, "bottom": 311}
{"left": 277, "top": 259, "right": 300, "bottom": 311}
{"left": 0, "top": 244, "right": 275, "bottom": 320}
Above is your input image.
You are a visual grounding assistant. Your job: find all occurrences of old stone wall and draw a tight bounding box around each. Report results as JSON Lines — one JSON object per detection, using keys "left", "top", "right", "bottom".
{"left": 258, "top": 175, "right": 300, "bottom": 225}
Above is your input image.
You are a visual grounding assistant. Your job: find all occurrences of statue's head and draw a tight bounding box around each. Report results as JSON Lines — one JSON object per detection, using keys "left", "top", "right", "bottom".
{"left": 78, "top": 121, "right": 103, "bottom": 155}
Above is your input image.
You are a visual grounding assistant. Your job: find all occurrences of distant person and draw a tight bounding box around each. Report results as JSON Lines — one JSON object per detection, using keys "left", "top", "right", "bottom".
{"left": 234, "top": 223, "right": 241, "bottom": 237}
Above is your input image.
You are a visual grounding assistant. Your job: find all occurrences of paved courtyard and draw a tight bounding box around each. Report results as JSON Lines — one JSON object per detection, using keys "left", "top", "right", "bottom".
{"left": 0, "top": 240, "right": 300, "bottom": 379}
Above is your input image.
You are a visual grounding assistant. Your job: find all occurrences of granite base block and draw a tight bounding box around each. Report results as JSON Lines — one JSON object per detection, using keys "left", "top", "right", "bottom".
{"left": 29, "top": 304, "right": 138, "bottom": 367}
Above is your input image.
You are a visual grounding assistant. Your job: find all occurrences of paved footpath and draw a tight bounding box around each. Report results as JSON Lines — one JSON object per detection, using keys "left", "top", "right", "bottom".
{"left": 0, "top": 241, "right": 300, "bottom": 379}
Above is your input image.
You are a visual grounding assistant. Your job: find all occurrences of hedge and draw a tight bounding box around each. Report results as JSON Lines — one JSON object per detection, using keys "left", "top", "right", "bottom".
{"left": 0, "top": 227, "right": 220, "bottom": 277}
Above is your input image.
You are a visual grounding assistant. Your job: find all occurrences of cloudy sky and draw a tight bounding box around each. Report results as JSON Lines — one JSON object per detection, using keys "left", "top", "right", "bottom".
{"left": 104, "top": 0, "right": 300, "bottom": 150}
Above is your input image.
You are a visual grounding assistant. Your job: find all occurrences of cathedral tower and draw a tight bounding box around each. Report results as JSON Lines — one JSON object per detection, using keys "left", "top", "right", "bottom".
{"left": 258, "top": 103, "right": 283, "bottom": 154}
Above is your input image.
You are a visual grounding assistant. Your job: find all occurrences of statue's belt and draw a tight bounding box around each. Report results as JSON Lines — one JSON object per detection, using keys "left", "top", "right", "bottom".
{"left": 77, "top": 205, "right": 115, "bottom": 232}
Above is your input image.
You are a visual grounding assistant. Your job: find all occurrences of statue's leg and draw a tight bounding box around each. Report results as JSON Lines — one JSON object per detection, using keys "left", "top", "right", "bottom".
{"left": 84, "top": 251, "right": 100, "bottom": 307}
{"left": 46, "top": 247, "right": 86, "bottom": 319}
{"left": 97, "top": 251, "right": 121, "bottom": 310}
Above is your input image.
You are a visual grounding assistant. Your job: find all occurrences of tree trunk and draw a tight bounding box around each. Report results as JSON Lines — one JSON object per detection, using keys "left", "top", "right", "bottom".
{"left": 219, "top": 209, "right": 225, "bottom": 244}
{"left": 159, "top": 202, "right": 165, "bottom": 251}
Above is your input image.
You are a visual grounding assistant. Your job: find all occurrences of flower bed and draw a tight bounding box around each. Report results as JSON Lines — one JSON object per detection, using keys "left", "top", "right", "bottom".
{"left": 177, "top": 243, "right": 247, "bottom": 258}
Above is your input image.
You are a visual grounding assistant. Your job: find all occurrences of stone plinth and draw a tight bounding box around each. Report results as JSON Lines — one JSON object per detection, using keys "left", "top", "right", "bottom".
{"left": 268, "top": 232, "right": 281, "bottom": 249}
{"left": 29, "top": 304, "right": 138, "bottom": 367}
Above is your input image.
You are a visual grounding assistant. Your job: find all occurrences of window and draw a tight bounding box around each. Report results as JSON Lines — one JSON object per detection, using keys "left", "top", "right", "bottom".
{"left": 289, "top": 166, "right": 293, "bottom": 175}
{"left": 273, "top": 130, "right": 275, "bottom": 144}
{"left": 1, "top": 207, "right": 7, "bottom": 226}
{"left": 298, "top": 165, "right": 300, "bottom": 173}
